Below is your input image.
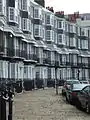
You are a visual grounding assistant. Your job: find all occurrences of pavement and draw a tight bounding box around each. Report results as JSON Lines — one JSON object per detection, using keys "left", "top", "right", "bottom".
{"left": 13, "top": 87, "right": 90, "bottom": 120}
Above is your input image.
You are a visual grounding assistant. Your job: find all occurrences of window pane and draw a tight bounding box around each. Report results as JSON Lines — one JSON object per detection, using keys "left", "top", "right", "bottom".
{"left": 34, "top": 25, "right": 39, "bottom": 36}
{"left": 34, "top": 8, "right": 39, "bottom": 18}
{"left": 22, "top": 0, "right": 27, "bottom": 10}
{"left": 10, "top": 8, "right": 14, "bottom": 20}
{"left": 58, "top": 21, "right": 62, "bottom": 28}
{"left": 46, "top": 30, "right": 51, "bottom": 40}
{"left": 46, "top": 15, "right": 50, "bottom": 24}
{"left": 58, "top": 34, "right": 62, "bottom": 43}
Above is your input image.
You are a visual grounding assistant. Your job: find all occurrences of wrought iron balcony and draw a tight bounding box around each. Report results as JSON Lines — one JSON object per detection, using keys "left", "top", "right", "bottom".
{"left": 16, "top": 50, "right": 37, "bottom": 61}
{"left": 30, "top": 54, "right": 37, "bottom": 61}
{"left": 43, "top": 58, "right": 49, "bottom": 64}
{"left": 55, "top": 61, "right": 59, "bottom": 67}
{"left": 48, "top": 60, "right": 55, "bottom": 66}
{"left": 70, "top": 62, "right": 77, "bottom": 67}
{"left": 6, "top": 47, "right": 15, "bottom": 57}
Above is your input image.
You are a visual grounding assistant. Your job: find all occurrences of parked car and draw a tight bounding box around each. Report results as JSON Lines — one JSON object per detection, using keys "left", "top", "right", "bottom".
{"left": 80, "top": 80, "right": 89, "bottom": 84}
{"left": 62, "top": 79, "right": 80, "bottom": 96}
{"left": 75, "top": 84, "right": 90, "bottom": 113}
{"left": 65, "top": 84, "right": 88, "bottom": 105}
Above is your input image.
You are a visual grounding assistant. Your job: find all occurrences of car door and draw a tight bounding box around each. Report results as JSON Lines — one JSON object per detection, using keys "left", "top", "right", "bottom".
{"left": 78, "top": 86, "right": 89, "bottom": 107}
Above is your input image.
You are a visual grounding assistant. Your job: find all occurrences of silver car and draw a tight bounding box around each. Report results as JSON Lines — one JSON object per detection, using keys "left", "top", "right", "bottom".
{"left": 62, "top": 79, "right": 80, "bottom": 96}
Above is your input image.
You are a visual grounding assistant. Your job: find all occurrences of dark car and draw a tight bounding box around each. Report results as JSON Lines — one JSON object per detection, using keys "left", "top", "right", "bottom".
{"left": 65, "top": 84, "right": 88, "bottom": 105}
{"left": 62, "top": 79, "right": 80, "bottom": 96}
{"left": 76, "top": 84, "right": 90, "bottom": 113}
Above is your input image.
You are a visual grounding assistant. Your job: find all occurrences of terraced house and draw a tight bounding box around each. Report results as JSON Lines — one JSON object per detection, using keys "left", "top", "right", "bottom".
{"left": 0, "top": 0, "right": 90, "bottom": 90}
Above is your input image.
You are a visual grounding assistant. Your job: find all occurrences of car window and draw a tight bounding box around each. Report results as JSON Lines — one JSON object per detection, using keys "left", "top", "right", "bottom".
{"left": 82, "top": 86, "right": 89, "bottom": 93}
{"left": 66, "top": 81, "right": 72, "bottom": 85}
{"left": 72, "top": 81, "right": 80, "bottom": 84}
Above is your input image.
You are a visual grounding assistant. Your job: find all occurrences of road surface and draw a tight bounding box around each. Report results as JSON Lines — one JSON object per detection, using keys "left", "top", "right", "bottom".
{"left": 13, "top": 88, "right": 90, "bottom": 120}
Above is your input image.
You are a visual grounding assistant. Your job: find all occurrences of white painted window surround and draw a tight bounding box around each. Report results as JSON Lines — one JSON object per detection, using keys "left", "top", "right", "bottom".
{"left": 46, "top": 30, "right": 51, "bottom": 41}
{"left": 81, "top": 40, "right": 88, "bottom": 49}
{"left": 8, "top": 7, "right": 18, "bottom": 23}
{"left": 22, "top": 0, "right": 27, "bottom": 11}
{"left": 0, "top": 0, "right": 6, "bottom": 16}
{"left": 34, "top": 25, "right": 42, "bottom": 37}
{"left": 34, "top": 7, "right": 42, "bottom": 19}
{"left": 81, "top": 28, "right": 88, "bottom": 37}
{"left": 0, "top": 61, "right": 4, "bottom": 78}
{"left": 23, "top": 18, "right": 31, "bottom": 31}
{"left": 70, "top": 37, "right": 76, "bottom": 47}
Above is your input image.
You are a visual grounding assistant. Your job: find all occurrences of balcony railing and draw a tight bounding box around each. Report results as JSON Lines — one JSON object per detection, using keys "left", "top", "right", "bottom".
{"left": 55, "top": 61, "right": 59, "bottom": 66}
{"left": 6, "top": 47, "right": 15, "bottom": 57}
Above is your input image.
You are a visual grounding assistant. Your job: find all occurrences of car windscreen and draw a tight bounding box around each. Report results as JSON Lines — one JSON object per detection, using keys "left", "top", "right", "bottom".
{"left": 66, "top": 80, "right": 80, "bottom": 85}
{"left": 72, "top": 81, "right": 80, "bottom": 84}
{"left": 66, "top": 81, "right": 73, "bottom": 85}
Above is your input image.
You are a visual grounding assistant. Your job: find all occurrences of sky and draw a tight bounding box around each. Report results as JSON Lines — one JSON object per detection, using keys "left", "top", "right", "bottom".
{"left": 45, "top": 0, "right": 90, "bottom": 14}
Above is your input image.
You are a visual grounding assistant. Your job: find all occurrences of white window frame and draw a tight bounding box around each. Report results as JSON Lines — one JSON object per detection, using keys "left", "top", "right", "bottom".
{"left": 70, "top": 24, "right": 73, "bottom": 33}
{"left": 65, "top": 23, "right": 68, "bottom": 32}
{"left": 42, "top": 28, "right": 45, "bottom": 40}
{"left": 0, "top": 0, "right": 2, "bottom": 13}
{"left": 66, "top": 35, "right": 69, "bottom": 46}
{"left": 54, "top": 19, "right": 57, "bottom": 28}
{"left": 34, "top": 24, "right": 39, "bottom": 36}
{"left": 46, "top": 14, "right": 50, "bottom": 25}
{"left": 22, "top": 0, "right": 27, "bottom": 11}
{"left": 8, "top": 7, "right": 14, "bottom": 22}
{"left": 58, "top": 21, "right": 62, "bottom": 29}
{"left": 30, "top": 6, "right": 34, "bottom": 18}
{"left": 46, "top": 30, "right": 51, "bottom": 41}
{"left": 70, "top": 37, "right": 76, "bottom": 47}
{"left": 31, "top": 23, "right": 34, "bottom": 37}
{"left": 81, "top": 40, "right": 88, "bottom": 49}
{"left": 39, "top": 25, "right": 42, "bottom": 37}
{"left": 50, "top": 15, "right": 54, "bottom": 26}
{"left": 54, "top": 32, "right": 57, "bottom": 44}
{"left": 0, "top": 61, "right": 3, "bottom": 78}
{"left": 34, "top": 8, "right": 39, "bottom": 19}
{"left": 51, "top": 30, "right": 54, "bottom": 42}
{"left": 78, "top": 27, "right": 80, "bottom": 36}
{"left": 23, "top": 18, "right": 28, "bottom": 31}
{"left": 58, "top": 34, "right": 63, "bottom": 43}
{"left": 42, "top": 12, "right": 45, "bottom": 24}
{"left": 73, "top": 25, "right": 76, "bottom": 33}
{"left": 28, "top": 19, "right": 31, "bottom": 31}
{"left": 8, "top": 7, "right": 18, "bottom": 23}
{"left": 78, "top": 39, "right": 81, "bottom": 49}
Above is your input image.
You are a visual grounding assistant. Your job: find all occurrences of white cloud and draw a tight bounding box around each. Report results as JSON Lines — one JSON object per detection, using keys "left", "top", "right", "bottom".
{"left": 45, "top": 0, "right": 90, "bottom": 14}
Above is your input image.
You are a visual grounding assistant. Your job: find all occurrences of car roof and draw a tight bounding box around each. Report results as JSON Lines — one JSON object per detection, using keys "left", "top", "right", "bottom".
{"left": 72, "top": 84, "right": 90, "bottom": 91}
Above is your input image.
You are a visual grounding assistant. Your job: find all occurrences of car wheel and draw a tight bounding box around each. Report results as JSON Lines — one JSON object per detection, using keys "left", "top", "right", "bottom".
{"left": 62, "top": 90, "right": 64, "bottom": 96}
{"left": 76, "top": 99, "right": 82, "bottom": 110}
{"left": 69, "top": 98, "right": 73, "bottom": 105}
{"left": 66, "top": 95, "right": 69, "bottom": 102}
{"left": 62, "top": 90, "right": 65, "bottom": 96}
{"left": 86, "top": 103, "right": 90, "bottom": 114}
